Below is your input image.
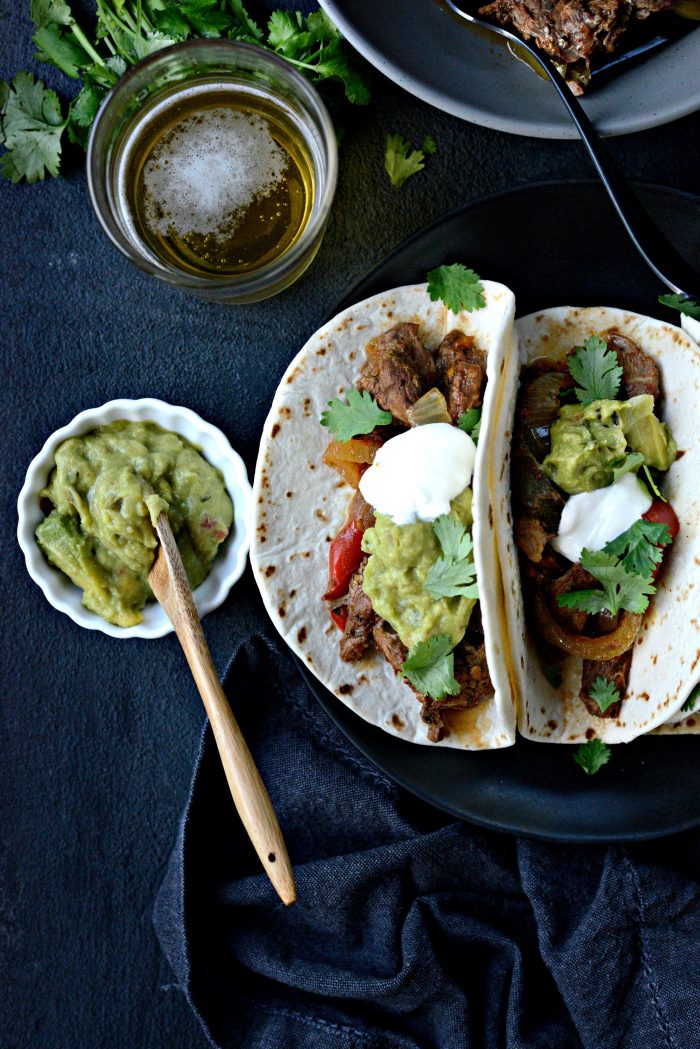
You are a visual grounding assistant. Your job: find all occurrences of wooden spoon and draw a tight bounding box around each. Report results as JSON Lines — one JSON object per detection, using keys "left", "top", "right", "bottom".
{"left": 149, "top": 512, "right": 296, "bottom": 906}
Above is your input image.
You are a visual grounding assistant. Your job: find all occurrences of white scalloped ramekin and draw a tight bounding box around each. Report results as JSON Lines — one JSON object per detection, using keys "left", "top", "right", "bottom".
{"left": 17, "top": 398, "right": 252, "bottom": 639}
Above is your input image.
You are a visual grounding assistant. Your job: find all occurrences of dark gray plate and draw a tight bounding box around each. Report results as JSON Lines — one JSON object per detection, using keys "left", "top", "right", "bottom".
{"left": 300, "top": 180, "right": 700, "bottom": 842}
{"left": 321, "top": 0, "right": 700, "bottom": 138}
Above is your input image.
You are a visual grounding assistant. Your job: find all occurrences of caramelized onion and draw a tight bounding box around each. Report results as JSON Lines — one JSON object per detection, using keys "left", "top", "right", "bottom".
{"left": 522, "top": 372, "right": 566, "bottom": 458}
{"left": 406, "top": 388, "right": 451, "bottom": 426}
{"left": 532, "top": 591, "right": 642, "bottom": 659}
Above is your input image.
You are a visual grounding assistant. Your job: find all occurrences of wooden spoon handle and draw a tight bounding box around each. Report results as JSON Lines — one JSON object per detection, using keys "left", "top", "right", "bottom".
{"left": 153, "top": 516, "right": 296, "bottom": 906}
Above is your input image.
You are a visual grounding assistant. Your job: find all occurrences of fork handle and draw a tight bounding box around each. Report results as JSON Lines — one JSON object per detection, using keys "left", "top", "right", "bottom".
{"left": 534, "top": 51, "right": 700, "bottom": 298}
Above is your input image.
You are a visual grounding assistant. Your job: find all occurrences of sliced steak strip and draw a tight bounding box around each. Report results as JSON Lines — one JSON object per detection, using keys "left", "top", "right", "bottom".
{"left": 548, "top": 562, "right": 597, "bottom": 634}
{"left": 435, "top": 330, "right": 486, "bottom": 423}
{"left": 358, "top": 323, "right": 436, "bottom": 425}
{"left": 580, "top": 648, "right": 633, "bottom": 719}
{"left": 453, "top": 641, "right": 494, "bottom": 707}
{"left": 607, "top": 332, "right": 660, "bottom": 401}
{"left": 339, "top": 562, "right": 377, "bottom": 662}
{"left": 373, "top": 621, "right": 492, "bottom": 742}
{"left": 512, "top": 445, "right": 565, "bottom": 532}
{"left": 515, "top": 517, "right": 554, "bottom": 563}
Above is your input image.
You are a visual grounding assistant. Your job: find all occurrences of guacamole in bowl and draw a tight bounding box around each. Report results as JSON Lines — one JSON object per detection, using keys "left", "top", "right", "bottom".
{"left": 18, "top": 399, "right": 252, "bottom": 638}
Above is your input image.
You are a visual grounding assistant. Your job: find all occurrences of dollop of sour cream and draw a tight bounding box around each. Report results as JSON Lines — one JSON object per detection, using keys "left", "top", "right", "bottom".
{"left": 359, "top": 423, "right": 476, "bottom": 525}
{"left": 551, "top": 472, "right": 652, "bottom": 563}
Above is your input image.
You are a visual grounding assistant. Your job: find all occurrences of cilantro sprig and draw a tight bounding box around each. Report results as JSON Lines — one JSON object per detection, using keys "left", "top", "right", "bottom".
{"left": 567, "top": 336, "right": 622, "bottom": 405}
{"left": 602, "top": 519, "right": 672, "bottom": 579}
{"left": 610, "top": 451, "right": 645, "bottom": 483}
{"left": 384, "top": 133, "right": 435, "bottom": 190}
{"left": 557, "top": 548, "right": 655, "bottom": 616}
{"left": 427, "top": 265, "right": 486, "bottom": 315}
{"left": 401, "top": 634, "right": 460, "bottom": 700}
{"left": 1, "top": 2, "right": 370, "bottom": 183}
{"left": 0, "top": 72, "right": 67, "bottom": 183}
{"left": 457, "top": 407, "right": 481, "bottom": 444}
{"left": 681, "top": 685, "right": 700, "bottom": 714}
{"left": 658, "top": 294, "right": 700, "bottom": 321}
{"left": 574, "top": 738, "right": 611, "bottom": 775}
{"left": 425, "top": 514, "right": 479, "bottom": 600}
{"left": 642, "top": 464, "right": 667, "bottom": 502}
{"left": 320, "top": 388, "right": 392, "bottom": 442}
{"left": 588, "top": 677, "right": 621, "bottom": 714}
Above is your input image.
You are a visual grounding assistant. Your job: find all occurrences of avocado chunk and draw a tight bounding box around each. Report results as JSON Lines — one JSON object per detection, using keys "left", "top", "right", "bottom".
{"left": 543, "top": 396, "right": 676, "bottom": 495}
{"left": 618, "top": 395, "right": 677, "bottom": 471}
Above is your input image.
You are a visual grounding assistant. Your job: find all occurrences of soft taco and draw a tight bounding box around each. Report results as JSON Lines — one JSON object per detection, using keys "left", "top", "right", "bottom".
{"left": 491, "top": 305, "right": 700, "bottom": 744}
{"left": 251, "top": 282, "right": 518, "bottom": 749}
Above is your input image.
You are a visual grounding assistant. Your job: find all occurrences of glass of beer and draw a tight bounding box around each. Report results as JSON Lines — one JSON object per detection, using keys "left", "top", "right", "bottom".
{"left": 87, "top": 40, "right": 337, "bottom": 304}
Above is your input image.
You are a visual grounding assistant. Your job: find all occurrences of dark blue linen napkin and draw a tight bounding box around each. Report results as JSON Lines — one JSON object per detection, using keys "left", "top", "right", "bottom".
{"left": 154, "top": 635, "right": 700, "bottom": 1049}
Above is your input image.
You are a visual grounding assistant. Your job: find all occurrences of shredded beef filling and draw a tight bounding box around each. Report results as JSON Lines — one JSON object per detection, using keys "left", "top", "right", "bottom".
{"left": 478, "top": 0, "right": 671, "bottom": 69}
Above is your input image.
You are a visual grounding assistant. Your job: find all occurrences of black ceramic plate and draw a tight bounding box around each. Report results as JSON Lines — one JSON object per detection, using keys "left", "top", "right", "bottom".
{"left": 299, "top": 180, "right": 700, "bottom": 843}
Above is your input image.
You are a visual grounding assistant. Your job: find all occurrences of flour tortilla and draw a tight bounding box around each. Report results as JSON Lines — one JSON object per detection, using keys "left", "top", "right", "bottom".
{"left": 250, "top": 282, "right": 518, "bottom": 749}
{"left": 491, "top": 306, "right": 700, "bottom": 744}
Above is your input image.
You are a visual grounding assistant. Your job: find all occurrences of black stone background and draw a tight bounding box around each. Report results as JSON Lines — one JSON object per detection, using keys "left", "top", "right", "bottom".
{"left": 1, "top": 0, "right": 699, "bottom": 1045}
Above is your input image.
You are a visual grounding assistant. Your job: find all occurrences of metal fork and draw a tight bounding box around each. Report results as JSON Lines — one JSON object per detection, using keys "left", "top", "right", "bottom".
{"left": 444, "top": 0, "right": 700, "bottom": 299}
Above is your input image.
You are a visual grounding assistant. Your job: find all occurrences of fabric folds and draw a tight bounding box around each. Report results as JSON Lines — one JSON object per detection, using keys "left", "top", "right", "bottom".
{"left": 154, "top": 636, "right": 700, "bottom": 1049}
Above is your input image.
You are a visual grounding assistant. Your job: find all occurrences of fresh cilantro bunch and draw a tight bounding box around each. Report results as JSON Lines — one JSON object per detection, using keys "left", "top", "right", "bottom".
{"left": 568, "top": 335, "right": 622, "bottom": 405}
{"left": 384, "top": 132, "right": 437, "bottom": 190}
{"left": 425, "top": 513, "right": 479, "bottom": 601}
{"left": 0, "top": 1, "right": 370, "bottom": 183}
{"left": 401, "top": 634, "right": 460, "bottom": 700}
{"left": 320, "top": 388, "right": 392, "bottom": 442}
{"left": 427, "top": 265, "right": 486, "bottom": 315}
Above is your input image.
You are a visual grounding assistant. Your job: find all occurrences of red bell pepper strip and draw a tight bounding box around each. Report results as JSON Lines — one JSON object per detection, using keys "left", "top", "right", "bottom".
{"left": 642, "top": 498, "right": 679, "bottom": 579}
{"left": 330, "top": 607, "right": 348, "bottom": 632}
{"left": 323, "top": 519, "right": 365, "bottom": 602}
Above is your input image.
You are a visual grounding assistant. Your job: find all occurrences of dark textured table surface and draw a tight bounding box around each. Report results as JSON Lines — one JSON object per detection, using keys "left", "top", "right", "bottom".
{"left": 2, "top": 1, "right": 700, "bottom": 1045}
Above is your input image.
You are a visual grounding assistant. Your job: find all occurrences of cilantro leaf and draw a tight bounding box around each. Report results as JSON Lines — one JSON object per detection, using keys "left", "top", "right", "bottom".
{"left": 457, "top": 407, "right": 481, "bottom": 444}
{"left": 320, "top": 388, "right": 392, "bottom": 442}
{"left": 422, "top": 134, "right": 437, "bottom": 155}
{"left": 543, "top": 664, "right": 563, "bottom": 688}
{"left": 0, "top": 72, "right": 66, "bottom": 184}
{"left": 426, "top": 264, "right": 486, "bottom": 314}
{"left": 401, "top": 635, "right": 460, "bottom": 700}
{"left": 384, "top": 133, "right": 425, "bottom": 190}
{"left": 603, "top": 520, "right": 672, "bottom": 578}
{"left": 642, "top": 464, "right": 667, "bottom": 503}
{"left": 424, "top": 557, "right": 478, "bottom": 599}
{"left": 557, "top": 548, "right": 655, "bottom": 616}
{"left": 610, "top": 451, "right": 645, "bottom": 483}
{"left": 658, "top": 294, "right": 700, "bottom": 321}
{"left": 228, "top": 0, "right": 265, "bottom": 41}
{"left": 681, "top": 684, "right": 700, "bottom": 713}
{"left": 574, "top": 738, "right": 611, "bottom": 775}
{"left": 588, "top": 676, "right": 621, "bottom": 714}
{"left": 33, "top": 23, "right": 93, "bottom": 78}
{"left": 432, "top": 514, "right": 473, "bottom": 562}
{"left": 425, "top": 515, "right": 478, "bottom": 600}
{"left": 567, "top": 336, "right": 623, "bottom": 405}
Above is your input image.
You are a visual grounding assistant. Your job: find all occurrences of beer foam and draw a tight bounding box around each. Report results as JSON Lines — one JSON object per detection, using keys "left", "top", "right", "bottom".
{"left": 142, "top": 108, "right": 288, "bottom": 238}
